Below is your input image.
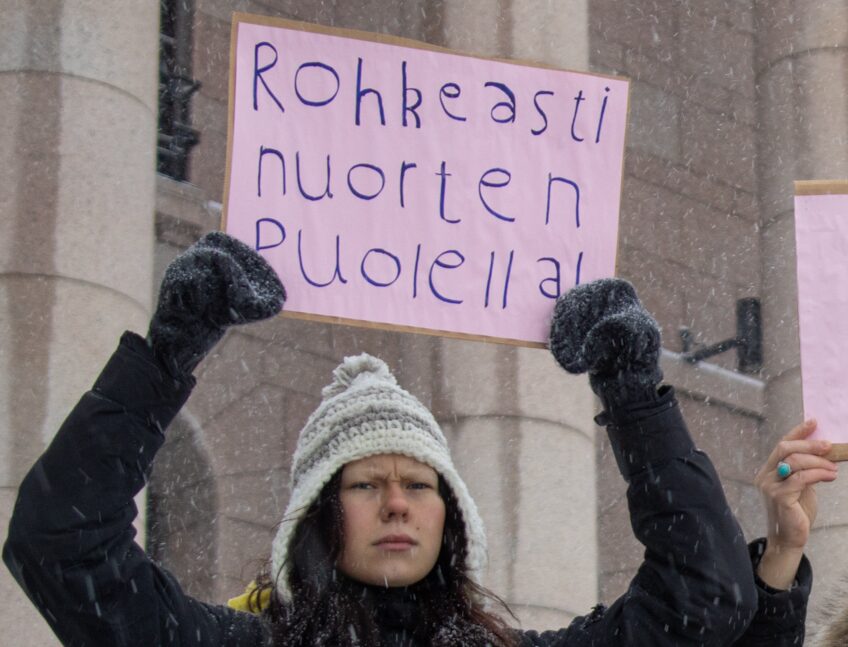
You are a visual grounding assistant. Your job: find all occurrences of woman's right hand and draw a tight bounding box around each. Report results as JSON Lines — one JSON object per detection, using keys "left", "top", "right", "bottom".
{"left": 754, "top": 419, "right": 837, "bottom": 589}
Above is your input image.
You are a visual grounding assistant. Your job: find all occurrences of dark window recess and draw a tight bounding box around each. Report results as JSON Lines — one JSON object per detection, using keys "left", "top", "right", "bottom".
{"left": 158, "top": 0, "right": 200, "bottom": 182}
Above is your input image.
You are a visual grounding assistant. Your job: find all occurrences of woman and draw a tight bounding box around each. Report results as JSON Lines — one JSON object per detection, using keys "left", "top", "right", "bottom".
{"left": 2, "top": 233, "right": 827, "bottom": 645}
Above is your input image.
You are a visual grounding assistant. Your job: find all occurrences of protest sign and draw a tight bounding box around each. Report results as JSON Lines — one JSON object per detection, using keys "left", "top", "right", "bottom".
{"left": 794, "top": 181, "right": 848, "bottom": 452}
{"left": 223, "top": 14, "right": 629, "bottom": 346}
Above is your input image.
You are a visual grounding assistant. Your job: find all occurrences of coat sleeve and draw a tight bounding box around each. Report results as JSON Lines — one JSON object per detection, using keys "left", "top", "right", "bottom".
{"left": 729, "top": 539, "right": 810, "bottom": 646}
{"left": 3, "top": 332, "right": 267, "bottom": 647}
{"left": 518, "top": 387, "right": 759, "bottom": 646}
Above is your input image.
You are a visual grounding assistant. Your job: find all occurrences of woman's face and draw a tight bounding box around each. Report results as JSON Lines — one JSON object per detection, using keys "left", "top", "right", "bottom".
{"left": 337, "top": 453, "right": 446, "bottom": 587}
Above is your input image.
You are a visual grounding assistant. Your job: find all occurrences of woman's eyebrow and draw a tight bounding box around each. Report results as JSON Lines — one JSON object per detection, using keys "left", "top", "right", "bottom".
{"left": 400, "top": 469, "right": 437, "bottom": 481}
{"left": 346, "top": 467, "right": 388, "bottom": 479}
{"left": 346, "top": 467, "right": 435, "bottom": 480}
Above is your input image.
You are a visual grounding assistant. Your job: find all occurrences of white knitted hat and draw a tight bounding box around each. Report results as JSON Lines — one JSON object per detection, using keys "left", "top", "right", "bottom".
{"left": 270, "top": 353, "right": 487, "bottom": 601}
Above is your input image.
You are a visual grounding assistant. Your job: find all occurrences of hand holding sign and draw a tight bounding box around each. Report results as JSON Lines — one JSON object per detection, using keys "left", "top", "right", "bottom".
{"left": 148, "top": 232, "right": 286, "bottom": 378}
{"left": 549, "top": 278, "right": 662, "bottom": 412}
{"left": 754, "top": 419, "right": 837, "bottom": 589}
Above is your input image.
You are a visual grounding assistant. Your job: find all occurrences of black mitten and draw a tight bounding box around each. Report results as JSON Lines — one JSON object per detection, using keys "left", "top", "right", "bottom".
{"left": 549, "top": 278, "right": 662, "bottom": 411}
{"left": 148, "top": 232, "right": 286, "bottom": 378}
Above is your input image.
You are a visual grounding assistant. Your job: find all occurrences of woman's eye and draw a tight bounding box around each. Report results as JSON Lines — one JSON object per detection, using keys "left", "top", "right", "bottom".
{"left": 350, "top": 482, "right": 375, "bottom": 490}
{"left": 408, "top": 482, "right": 433, "bottom": 490}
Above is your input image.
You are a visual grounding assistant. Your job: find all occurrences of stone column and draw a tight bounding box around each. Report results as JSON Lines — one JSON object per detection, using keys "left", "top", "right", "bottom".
{"left": 754, "top": 0, "right": 848, "bottom": 621}
{"left": 434, "top": 0, "right": 597, "bottom": 630}
{"left": 435, "top": 341, "right": 598, "bottom": 629}
{"left": 0, "top": 1, "right": 159, "bottom": 640}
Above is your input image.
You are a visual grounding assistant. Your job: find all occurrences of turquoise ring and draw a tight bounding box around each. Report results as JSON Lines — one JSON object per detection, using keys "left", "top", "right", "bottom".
{"left": 777, "top": 461, "right": 792, "bottom": 480}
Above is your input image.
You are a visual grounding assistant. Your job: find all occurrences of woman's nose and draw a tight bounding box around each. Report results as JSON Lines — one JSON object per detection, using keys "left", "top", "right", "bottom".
{"left": 381, "top": 483, "right": 409, "bottom": 520}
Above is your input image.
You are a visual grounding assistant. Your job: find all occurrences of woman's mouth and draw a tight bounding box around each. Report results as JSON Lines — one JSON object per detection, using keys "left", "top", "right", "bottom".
{"left": 374, "top": 534, "right": 417, "bottom": 550}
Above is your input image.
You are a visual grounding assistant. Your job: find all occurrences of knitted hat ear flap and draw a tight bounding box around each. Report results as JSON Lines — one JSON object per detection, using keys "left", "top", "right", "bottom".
{"left": 270, "top": 353, "right": 487, "bottom": 602}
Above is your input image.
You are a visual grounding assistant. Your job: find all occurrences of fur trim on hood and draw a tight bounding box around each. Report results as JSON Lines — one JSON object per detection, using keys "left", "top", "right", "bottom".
{"left": 811, "top": 585, "right": 848, "bottom": 647}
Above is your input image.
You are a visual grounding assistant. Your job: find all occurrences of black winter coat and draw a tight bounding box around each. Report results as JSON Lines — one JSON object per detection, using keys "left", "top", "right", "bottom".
{"left": 4, "top": 333, "right": 811, "bottom": 646}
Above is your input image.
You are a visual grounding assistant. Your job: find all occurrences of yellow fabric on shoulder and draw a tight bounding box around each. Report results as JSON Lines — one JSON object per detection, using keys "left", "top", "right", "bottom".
{"left": 227, "top": 580, "right": 271, "bottom": 614}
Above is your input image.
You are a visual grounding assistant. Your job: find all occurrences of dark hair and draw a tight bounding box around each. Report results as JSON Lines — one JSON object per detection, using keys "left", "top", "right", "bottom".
{"left": 252, "top": 471, "right": 518, "bottom": 646}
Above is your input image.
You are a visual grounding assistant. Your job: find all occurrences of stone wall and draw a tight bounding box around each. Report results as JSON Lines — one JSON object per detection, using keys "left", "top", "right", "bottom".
{"left": 5, "top": 0, "right": 848, "bottom": 643}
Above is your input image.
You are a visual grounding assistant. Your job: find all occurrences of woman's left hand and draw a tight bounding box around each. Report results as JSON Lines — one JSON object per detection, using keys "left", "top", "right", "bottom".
{"left": 754, "top": 419, "right": 838, "bottom": 589}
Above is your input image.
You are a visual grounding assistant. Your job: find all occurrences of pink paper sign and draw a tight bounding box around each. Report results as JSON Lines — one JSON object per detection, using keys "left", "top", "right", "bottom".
{"left": 224, "top": 16, "right": 628, "bottom": 345}
{"left": 794, "top": 188, "right": 848, "bottom": 442}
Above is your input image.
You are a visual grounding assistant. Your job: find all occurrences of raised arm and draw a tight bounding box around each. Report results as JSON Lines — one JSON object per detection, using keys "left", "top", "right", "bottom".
{"left": 3, "top": 233, "right": 284, "bottom": 646}
{"left": 732, "top": 419, "right": 836, "bottom": 646}
{"left": 521, "top": 279, "right": 758, "bottom": 646}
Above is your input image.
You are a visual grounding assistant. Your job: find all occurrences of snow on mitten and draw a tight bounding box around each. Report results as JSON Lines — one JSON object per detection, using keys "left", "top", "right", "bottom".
{"left": 549, "top": 278, "right": 662, "bottom": 411}
{"left": 148, "top": 231, "right": 286, "bottom": 378}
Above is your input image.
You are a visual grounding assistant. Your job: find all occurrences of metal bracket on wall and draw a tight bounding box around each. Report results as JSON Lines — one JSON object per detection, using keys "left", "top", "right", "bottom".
{"left": 679, "top": 298, "right": 762, "bottom": 374}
